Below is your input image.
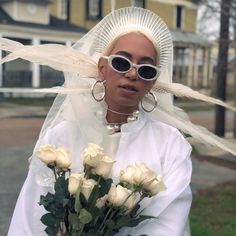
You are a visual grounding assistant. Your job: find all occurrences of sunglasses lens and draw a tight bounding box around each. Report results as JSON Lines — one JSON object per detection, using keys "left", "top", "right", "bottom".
{"left": 138, "top": 66, "right": 157, "bottom": 80}
{"left": 111, "top": 57, "right": 130, "bottom": 72}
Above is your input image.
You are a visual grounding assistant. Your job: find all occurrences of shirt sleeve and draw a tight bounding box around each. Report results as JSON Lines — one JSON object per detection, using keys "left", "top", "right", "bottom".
{"left": 119, "top": 129, "right": 192, "bottom": 236}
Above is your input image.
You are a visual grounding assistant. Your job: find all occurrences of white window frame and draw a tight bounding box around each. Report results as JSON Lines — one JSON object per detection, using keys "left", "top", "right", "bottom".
{"left": 131, "top": 0, "right": 145, "bottom": 8}
{"left": 87, "top": 0, "right": 101, "bottom": 20}
{"left": 58, "top": 0, "right": 68, "bottom": 20}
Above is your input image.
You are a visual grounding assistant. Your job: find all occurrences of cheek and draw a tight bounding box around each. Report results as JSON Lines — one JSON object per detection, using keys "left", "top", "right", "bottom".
{"left": 141, "top": 82, "right": 155, "bottom": 94}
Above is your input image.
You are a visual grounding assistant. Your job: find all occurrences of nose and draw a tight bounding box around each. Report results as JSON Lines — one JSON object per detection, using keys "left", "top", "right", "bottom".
{"left": 125, "top": 67, "right": 138, "bottom": 81}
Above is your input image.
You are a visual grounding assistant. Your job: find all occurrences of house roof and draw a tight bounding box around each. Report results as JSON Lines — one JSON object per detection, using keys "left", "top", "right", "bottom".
{"left": 171, "top": 30, "right": 211, "bottom": 47}
{"left": 0, "top": 7, "right": 87, "bottom": 33}
{"left": 0, "top": 0, "right": 52, "bottom": 5}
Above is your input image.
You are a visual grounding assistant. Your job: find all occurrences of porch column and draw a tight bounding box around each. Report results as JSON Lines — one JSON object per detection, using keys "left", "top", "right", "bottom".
{"left": 180, "top": 48, "right": 186, "bottom": 84}
{"left": 192, "top": 47, "right": 198, "bottom": 88}
{"left": 202, "top": 47, "right": 209, "bottom": 88}
{"left": 66, "top": 41, "right": 72, "bottom": 47}
{"left": 0, "top": 33, "right": 2, "bottom": 87}
{"left": 174, "top": 48, "right": 181, "bottom": 83}
{"left": 32, "top": 37, "right": 40, "bottom": 88}
{"left": 207, "top": 47, "right": 213, "bottom": 88}
{"left": 187, "top": 47, "right": 194, "bottom": 87}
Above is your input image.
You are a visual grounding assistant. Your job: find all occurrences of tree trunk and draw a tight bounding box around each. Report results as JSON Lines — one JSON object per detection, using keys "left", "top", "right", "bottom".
{"left": 215, "top": 0, "right": 231, "bottom": 136}
{"left": 234, "top": 8, "right": 236, "bottom": 138}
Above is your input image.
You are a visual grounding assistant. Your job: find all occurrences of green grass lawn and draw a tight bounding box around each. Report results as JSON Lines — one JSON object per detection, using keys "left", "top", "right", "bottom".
{"left": 190, "top": 181, "right": 236, "bottom": 236}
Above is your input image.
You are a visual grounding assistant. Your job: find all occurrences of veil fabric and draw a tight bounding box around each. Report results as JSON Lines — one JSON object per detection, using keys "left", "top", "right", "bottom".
{"left": 4, "top": 7, "right": 205, "bottom": 236}
{"left": 0, "top": 8, "right": 235, "bottom": 155}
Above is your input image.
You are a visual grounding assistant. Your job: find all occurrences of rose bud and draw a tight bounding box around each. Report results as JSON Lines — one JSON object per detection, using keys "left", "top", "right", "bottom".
{"left": 68, "top": 173, "right": 84, "bottom": 195}
{"left": 93, "top": 155, "right": 115, "bottom": 178}
{"left": 36, "top": 144, "right": 57, "bottom": 164}
{"left": 55, "top": 147, "right": 71, "bottom": 169}
{"left": 81, "top": 179, "right": 97, "bottom": 201}
{"left": 108, "top": 184, "right": 136, "bottom": 209}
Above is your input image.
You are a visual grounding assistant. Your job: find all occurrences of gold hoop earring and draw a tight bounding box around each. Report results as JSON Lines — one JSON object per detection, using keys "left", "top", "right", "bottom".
{"left": 91, "top": 80, "right": 106, "bottom": 102}
{"left": 141, "top": 91, "right": 158, "bottom": 112}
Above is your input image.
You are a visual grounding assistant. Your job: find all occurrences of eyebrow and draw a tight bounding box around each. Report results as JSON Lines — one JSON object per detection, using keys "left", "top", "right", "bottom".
{"left": 115, "top": 51, "right": 155, "bottom": 64}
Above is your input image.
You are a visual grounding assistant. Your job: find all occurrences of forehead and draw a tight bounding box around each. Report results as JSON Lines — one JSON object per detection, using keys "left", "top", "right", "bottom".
{"left": 108, "top": 33, "right": 157, "bottom": 61}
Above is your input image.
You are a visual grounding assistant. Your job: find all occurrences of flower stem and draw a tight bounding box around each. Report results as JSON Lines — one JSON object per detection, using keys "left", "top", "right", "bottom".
{"left": 129, "top": 193, "right": 146, "bottom": 215}
{"left": 53, "top": 167, "right": 58, "bottom": 180}
{"left": 98, "top": 207, "right": 113, "bottom": 234}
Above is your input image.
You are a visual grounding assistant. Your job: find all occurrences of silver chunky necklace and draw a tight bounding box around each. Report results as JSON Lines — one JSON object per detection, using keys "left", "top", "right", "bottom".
{"left": 107, "top": 108, "right": 132, "bottom": 116}
{"left": 106, "top": 109, "right": 140, "bottom": 134}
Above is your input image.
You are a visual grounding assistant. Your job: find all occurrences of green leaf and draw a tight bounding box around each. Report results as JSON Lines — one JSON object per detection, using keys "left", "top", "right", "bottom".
{"left": 39, "top": 193, "right": 54, "bottom": 207}
{"left": 104, "top": 219, "right": 115, "bottom": 229}
{"left": 62, "top": 198, "right": 70, "bottom": 207}
{"left": 75, "top": 188, "right": 81, "bottom": 213}
{"left": 130, "top": 203, "right": 141, "bottom": 217}
{"left": 79, "top": 208, "right": 93, "bottom": 224}
{"left": 115, "top": 215, "right": 156, "bottom": 229}
{"left": 68, "top": 213, "right": 78, "bottom": 225}
{"left": 99, "top": 178, "right": 113, "bottom": 197}
{"left": 47, "top": 204, "right": 64, "bottom": 219}
{"left": 40, "top": 213, "right": 58, "bottom": 227}
{"left": 45, "top": 226, "right": 58, "bottom": 236}
{"left": 55, "top": 176, "right": 69, "bottom": 197}
{"left": 80, "top": 191, "right": 88, "bottom": 206}
{"left": 88, "top": 184, "right": 100, "bottom": 205}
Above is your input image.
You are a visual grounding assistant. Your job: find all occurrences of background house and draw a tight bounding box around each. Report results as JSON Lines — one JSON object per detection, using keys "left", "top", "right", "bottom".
{"left": 0, "top": 0, "right": 211, "bottom": 94}
{"left": 0, "top": 0, "right": 86, "bottom": 90}
{"left": 49, "top": 0, "right": 211, "bottom": 89}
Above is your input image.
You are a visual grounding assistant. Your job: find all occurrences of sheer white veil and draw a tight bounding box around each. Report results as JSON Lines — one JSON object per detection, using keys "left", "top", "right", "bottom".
{"left": 0, "top": 8, "right": 235, "bottom": 183}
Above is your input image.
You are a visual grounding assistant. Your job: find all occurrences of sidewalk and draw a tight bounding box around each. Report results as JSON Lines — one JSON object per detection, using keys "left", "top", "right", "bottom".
{"left": 0, "top": 102, "right": 49, "bottom": 119}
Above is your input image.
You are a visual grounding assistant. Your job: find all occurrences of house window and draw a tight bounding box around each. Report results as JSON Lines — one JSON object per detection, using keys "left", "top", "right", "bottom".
{"left": 176, "top": 5, "right": 183, "bottom": 29}
{"left": 59, "top": 0, "right": 70, "bottom": 20}
{"left": 87, "top": 0, "right": 102, "bottom": 20}
{"left": 132, "top": 0, "right": 145, "bottom": 8}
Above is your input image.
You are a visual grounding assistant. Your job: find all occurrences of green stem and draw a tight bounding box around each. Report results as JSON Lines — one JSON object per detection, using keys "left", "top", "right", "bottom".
{"left": 84, "top": 165, "right": 91, "bottom": 179}
{"left": 129, "top": 193, "right": 146, "bottom": 216}
{"left": 53, "top": 167, "right": 58, "bottom": 180}
{"left": 98, "top": 207, "right": 114, "bottom": 234}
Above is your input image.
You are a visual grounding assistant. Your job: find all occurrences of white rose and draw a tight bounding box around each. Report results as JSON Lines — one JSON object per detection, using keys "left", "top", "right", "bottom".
{"left": 107, "top": 184, "right": 136, "bottom": 209}
{"left": 68, "top": 173, "right": 84, "bottom": 195}
{"left": 83, "top": 143, "right": 104, "bottom": 167}
{"left": 119, "top": 165, "right": 136, "bottom": 184}
{"left": 95, "top": 194, "right": 108, "bottom": 208}
{"left": 55, "top": 147, "right": 72, "bottom": 169}
{"left": 120, "top": 164, "right": 156, "bottom": 186}
{"left": 36, "top": 144, "right": 57, "bottom": 164}
{"left": 81, "top": 179, "right": 97, "bottom": 200}
{"left": 123, "top": 191, "right": 136, "bottom": 209}
{"left": 143, "top": 176, "right": 166, "bottom": 196}
{"left": 135, "top": 163, "right": 156, "bottom": 185}
{"left": 93, "top": 155, "right": 115, "bottom": 178}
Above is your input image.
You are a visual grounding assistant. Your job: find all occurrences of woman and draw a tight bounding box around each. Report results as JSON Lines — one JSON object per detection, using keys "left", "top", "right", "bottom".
{"left": 5, "top": 7, "right": 235, "bottom": 236}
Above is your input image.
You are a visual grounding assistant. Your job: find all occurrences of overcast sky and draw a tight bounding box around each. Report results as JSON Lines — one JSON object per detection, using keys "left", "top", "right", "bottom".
{"left": 197, "top": 2, "right": 221, "bottom": 41}
{"left": 197, "top": 0, "right": 236, "bottom": 41}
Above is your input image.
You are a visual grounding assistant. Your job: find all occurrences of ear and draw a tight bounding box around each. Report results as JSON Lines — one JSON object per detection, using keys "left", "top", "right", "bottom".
{"left": 98, "top": 58, "right": 106, "bottom": 81}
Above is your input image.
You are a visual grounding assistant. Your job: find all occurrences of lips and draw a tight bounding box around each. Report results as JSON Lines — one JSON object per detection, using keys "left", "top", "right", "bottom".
{"left": 119, "top": 84, "right": 138, "bottom": 92}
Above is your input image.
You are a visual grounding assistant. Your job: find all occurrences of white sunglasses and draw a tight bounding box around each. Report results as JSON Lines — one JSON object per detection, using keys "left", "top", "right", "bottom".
{"left": 102, "top": 55, "right": 161, "bottom": 81}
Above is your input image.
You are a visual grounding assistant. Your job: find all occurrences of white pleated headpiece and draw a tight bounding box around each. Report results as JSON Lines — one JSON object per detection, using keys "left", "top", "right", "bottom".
{"left": 93, "top": 7, "right": 173, "bottom": 68}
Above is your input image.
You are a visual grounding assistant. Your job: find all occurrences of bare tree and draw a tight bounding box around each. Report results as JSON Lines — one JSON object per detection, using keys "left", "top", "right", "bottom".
{"left": 233, "top": 1, "right": 236, "bottom": 138}
{"left": 215, "top": 0, "right": 231, "bottom": 136}
{"left": 193, "top": 0, "right": 236, "bottom": 137}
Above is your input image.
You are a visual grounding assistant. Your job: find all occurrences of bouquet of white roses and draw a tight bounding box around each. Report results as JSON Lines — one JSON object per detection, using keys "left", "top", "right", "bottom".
{"left": 36, "top": 143, "right": 166, "bottom": 236}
